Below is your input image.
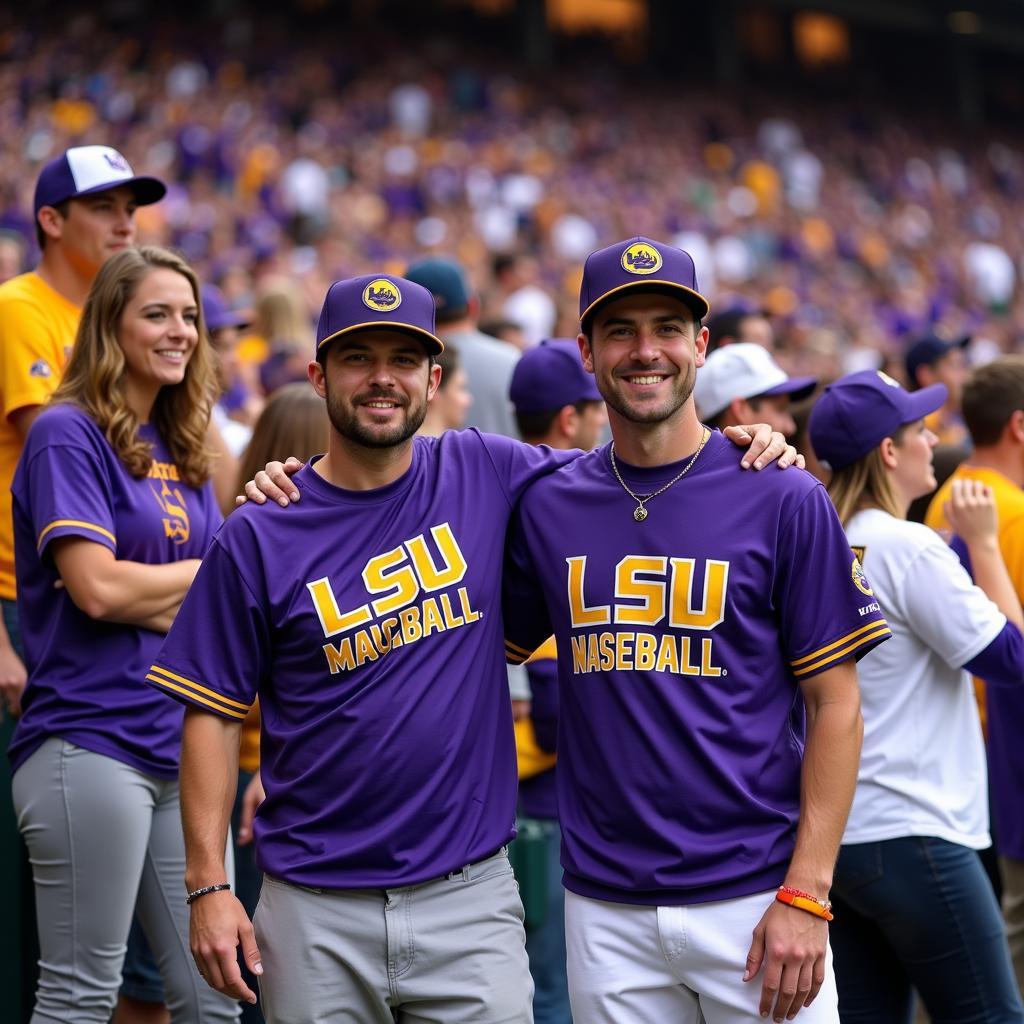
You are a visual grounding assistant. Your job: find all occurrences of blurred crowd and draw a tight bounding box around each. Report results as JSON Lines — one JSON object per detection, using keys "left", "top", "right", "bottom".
{"left": 3, "top": 12, "right": 1024, "bottom": 390}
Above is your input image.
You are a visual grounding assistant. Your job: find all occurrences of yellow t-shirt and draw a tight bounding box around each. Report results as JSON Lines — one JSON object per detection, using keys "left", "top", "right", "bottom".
{"left": 925, "top": 464, "right": 1024, "bottom": 736}
{"left": 0, "top": 272, "right": 81, "bottom": 599}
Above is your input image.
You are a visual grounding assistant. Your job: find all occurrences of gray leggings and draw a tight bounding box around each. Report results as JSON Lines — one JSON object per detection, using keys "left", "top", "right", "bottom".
{"left": 12, "top": 738, "right": 239, "bottom": 1024}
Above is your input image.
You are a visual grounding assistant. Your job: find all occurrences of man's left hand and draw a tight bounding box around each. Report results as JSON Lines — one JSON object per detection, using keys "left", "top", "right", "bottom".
{"left": 724, "top": 424, "right": 805, "bottom": 471}
{"left": 744, "top": 899, "right": 828, "bottom": 1021}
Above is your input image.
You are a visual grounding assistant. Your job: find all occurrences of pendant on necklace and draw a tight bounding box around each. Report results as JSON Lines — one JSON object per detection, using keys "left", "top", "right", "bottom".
{"left": 633, "top": 506, "right": 648, "bottom": 522}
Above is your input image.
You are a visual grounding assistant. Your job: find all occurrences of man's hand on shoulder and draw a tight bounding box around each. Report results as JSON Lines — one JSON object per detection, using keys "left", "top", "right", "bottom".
{"left": 724, "top": 423, "right": 805, "bottom": 471}
{"left": 236, "top": 457, "right": 304, "bottom": 509}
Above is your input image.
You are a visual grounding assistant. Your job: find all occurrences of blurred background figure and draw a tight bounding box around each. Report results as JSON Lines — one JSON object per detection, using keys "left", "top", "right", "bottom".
{"left": 246, "top": 280, "right": 315, "bottom": 397}
{"left": 705, "top": 306, "right": 776, "bottom": 355}
{"left": 695, "top": 343, "right": 816, "bottom": 439}
{"left": 203, "top": 284, "right": 262, "bottom": 457}
{"left": 406, "top": 257, "right": 520, "bottom": 437}
{"left": 419, "top": 344, "right": 472, "bottom": 436}
{"left": 905, "top": 333, "right": 971, "bottom": 447}
{"left": 508, "top": 337, "right": 606, "bottom": 1024}
{"left": 925, "top": 356, "right": 1024, "bottom": 1001}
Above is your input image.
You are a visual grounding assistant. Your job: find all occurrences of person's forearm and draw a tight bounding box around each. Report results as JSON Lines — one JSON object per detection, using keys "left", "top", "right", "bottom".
{"left": 785, "top": 672, "right": 862, "bottom": 896}
{"left": 53, "top": 538, "right": 200, "bottom": 626}
{"left": 964, "top": 537, "right": 1024, "bottom": 629}
{"left": 181, "top": 708, "right": 241, "bottom": 892}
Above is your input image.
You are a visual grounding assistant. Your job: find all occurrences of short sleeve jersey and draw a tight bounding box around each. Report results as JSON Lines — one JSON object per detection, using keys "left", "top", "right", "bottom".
{"left": 503, "top": 431, "right": 890, "bottom": 906}
{"left": 0, "top": 271, "right": 81, "bottom": 599}
{"left": 149, "top": 431, "right": 575, "bottom": 890}
{"left": 842, "top": 509, "right": 1002, "bottom": 849}
{"left": 8, "top": 403, "right": 221, "bottom": 777}
{"left": 926, "top": 465, "right": 1024, "bottom": 859}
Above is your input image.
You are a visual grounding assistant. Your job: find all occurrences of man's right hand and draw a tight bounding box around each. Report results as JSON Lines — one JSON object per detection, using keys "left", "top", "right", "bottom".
{"left": 190, "top": 890, "right": 263, "bottom": 1004}
{"left": 0, "top": 644, "right": 27, "bottom": 720}
{"left": 237, "top": 457, "right": 304, "bottom": 508}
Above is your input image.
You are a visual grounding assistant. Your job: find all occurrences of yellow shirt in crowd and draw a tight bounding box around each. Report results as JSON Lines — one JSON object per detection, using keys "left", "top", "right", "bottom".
{"left": 0, "top": 271, "right": 80, "bottom": 600}
{"left": 925, "top": 464, "right": 1024, "bottom": 736}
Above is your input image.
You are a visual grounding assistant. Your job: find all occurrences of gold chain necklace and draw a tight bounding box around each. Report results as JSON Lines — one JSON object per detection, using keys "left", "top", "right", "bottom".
{"left": 609, "top": 428, "right": 710, "bottom": 522}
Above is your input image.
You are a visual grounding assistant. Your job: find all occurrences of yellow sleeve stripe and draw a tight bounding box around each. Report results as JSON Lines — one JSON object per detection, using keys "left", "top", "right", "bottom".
{"left": 505, "top": 638, "right": 534, "bottom": 658}
{"left": 37, "top": 519, "right": 116, "bottom": 550}
{"left": 145, "top": 675, "right": 248, "bottom": 720}
{"left": 792, "top": 625, "right": 892, "bottom": 678}
{"left": 147, "top": 664, "right": 251, "bottom": 712}
{"left": 790, "top": 621, "right": 890, "bottom": 668}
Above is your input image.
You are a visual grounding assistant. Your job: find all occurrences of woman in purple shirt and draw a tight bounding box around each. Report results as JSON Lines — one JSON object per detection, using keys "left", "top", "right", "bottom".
{"left": 9, "top": 246, "right": 237, "bottom": 1023}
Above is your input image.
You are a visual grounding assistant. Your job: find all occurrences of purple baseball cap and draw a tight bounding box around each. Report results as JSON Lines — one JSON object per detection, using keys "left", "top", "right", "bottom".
{"left": 579, "top": 236, "right": 711, "bottom": 328}
{"left": 34, "top": 146, "right": 166, "bottom": 215}
{"left": 201, "top": 285, "right": 250, "bottom": 333}
{"left": 316, "top": 274, "right": 443, "bottom": 356}
{"left": 509, "top": 338, "right": 604, "bottom": 414}
{"left": 809, "top": 370, "right": 947, "bottom": 472}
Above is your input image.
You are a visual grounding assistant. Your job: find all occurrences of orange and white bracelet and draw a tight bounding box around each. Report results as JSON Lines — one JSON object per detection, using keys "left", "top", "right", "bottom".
{"left": 776, "top": 885, "right": 834, "bottom": 922}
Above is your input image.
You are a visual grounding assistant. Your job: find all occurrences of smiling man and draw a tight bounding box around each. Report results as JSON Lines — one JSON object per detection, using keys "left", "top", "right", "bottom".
{"left": 503, "top": 237, "right": 890, "bottom": 1024}
{"left": 149, "top": 271, "right": 797, "bottom": 1024}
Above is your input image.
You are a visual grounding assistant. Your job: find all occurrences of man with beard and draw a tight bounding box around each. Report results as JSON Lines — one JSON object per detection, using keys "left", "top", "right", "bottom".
{"left": 502, "top": 238, "right": 890, "bottom": 1024}
{"left": 148, "top": 272, "right": 797, "bottom": 1023}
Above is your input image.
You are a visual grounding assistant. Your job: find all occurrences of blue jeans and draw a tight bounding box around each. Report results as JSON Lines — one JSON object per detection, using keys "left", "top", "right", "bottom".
{"left": 524, "top": 819, "right": 572, "bottom": 1024}
{"left": 831, "top": 835, "right": 1024, "bottom": 1024}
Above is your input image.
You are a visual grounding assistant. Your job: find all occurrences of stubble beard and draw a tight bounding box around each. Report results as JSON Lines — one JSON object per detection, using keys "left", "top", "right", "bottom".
{"left": 599, "top": 360, "right": 696, "bottom": 425}
{"left": 325, "top": 383, "right": 429, "bottom": 449}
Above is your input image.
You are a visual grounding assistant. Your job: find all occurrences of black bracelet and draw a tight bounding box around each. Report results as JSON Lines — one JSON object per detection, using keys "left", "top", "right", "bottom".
{"left": 186, "top": 882, "right": 232, "bottom": 906}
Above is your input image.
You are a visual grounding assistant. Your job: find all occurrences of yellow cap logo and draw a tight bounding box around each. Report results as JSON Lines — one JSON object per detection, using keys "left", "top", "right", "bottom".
{"left": 362, "top": 279, "right": 402, "bottom": 312}
{"left": 621, "top": 242, "right": 663, "bottom": 275}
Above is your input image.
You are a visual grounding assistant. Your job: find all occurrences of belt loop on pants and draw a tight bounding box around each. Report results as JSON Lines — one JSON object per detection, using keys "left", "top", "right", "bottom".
{"left": 445, "top": 846, "right": 507, "bottom": 882}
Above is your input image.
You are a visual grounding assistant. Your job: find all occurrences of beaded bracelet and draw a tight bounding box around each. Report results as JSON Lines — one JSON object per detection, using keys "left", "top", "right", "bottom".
{"left": 776, "top": 885, "right": 834, "bottom": 922}
{"left": 186, "top": 882, "right": 232, "bottom": 906}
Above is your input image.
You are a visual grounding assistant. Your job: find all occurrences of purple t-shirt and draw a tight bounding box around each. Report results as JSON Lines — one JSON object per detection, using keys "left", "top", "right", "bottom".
{"left": 504, "top": 431, "right": 891, "bottom": 906}
{"left": 9, "top": 403, "right": 221, "bottom": 779}
{"left": 149, "top": 430, "right": 574, "bottom": 890}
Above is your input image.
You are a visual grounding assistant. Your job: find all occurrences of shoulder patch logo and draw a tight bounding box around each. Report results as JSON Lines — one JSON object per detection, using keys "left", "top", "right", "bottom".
{"left": 362, "top": 279, "right": 401, "bottom": 312}
{"left": 621, "top": 242, "right": 662, "bottom": 275}
{"left": 851, "top": 552, "right": 873, "bottom": 597}
{"left": 29, "top": 360, "right": 52, "bottom": 378}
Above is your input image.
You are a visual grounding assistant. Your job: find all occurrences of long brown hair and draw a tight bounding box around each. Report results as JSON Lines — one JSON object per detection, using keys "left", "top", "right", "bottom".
{"left": 826, "top": 425, "right": 908, "bottom": 525}
{"left": 51, "top": 246, "right": 215, "bottom": 487}
{"left": 236, "top": 382, "right": 329, "bottom": 492}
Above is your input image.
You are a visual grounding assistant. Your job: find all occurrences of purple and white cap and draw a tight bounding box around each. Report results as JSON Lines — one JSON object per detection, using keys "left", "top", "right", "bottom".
{"left": 316, "top": 274, "right": 443, "bottom": 356}
{"left": 695, "top": 343, "right": 817, "bottom": 420}
{"left": 579, "top": 236, "right": 711, "bottom": 328}
{"left": 809, "top": 369, "right": 947, "bottom": 471}
{"left": 34, "top": 146, "right": 166, "bottom": 215}
{"left": 509, "top": 338, "right": 603, "bottom": 414}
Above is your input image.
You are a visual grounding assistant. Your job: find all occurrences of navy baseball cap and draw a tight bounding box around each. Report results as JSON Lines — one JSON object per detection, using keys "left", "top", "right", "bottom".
{"left": 579, "top": 236, "right": 711, "bottom": 328}
{"left": 201, "top": 285, "right": 250, "bottom": 333}
{"left": 34, "top": 146, "right": 166, "bottom": 215}
{"left": 404, "top": 258, "right": 470, "bottom": 316}
{"left": 905, "top": 332, "right": 970, "bottom": 387}
{"left": 316, "top": 275, "right": 443, "bottom": 356}
{"left": 809, "top": 370, "right": 947, "bottom": 472}
{"left": 509, "top": 338, "right": 604, "bottom": 414}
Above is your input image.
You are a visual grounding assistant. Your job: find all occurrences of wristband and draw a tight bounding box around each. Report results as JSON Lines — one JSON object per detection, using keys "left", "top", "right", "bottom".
{"left": 776, "top": 885, "right": 834, "bottom": 921}
{"left": 186, "top": 882, "right": 232, "bottom": 906}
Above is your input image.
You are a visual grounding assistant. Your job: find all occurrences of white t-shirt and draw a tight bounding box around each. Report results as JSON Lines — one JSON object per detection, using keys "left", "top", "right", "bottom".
{"left": 843, "top": 508, "right": 1003, "bottom": 848}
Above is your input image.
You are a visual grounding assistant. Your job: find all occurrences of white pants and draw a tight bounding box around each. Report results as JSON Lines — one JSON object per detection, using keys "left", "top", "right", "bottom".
{"left": 565, "top": 888, "right": 839, "bottom": 1024}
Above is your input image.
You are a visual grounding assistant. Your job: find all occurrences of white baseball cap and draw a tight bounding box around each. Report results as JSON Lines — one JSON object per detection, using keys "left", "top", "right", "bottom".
{"left": 694, "top": 342, "right": 816, "bottom": 420}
